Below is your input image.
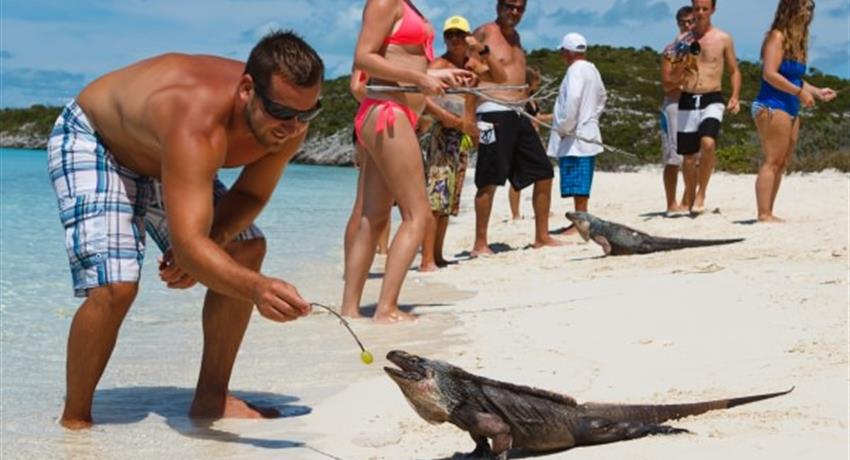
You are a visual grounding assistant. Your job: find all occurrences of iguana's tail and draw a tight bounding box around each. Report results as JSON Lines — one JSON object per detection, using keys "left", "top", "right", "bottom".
{"left": 640, "top": 237, "right": 745, "bottom": 253}
{"left": 580, "top": 387, "right": 793, "bottom": 424}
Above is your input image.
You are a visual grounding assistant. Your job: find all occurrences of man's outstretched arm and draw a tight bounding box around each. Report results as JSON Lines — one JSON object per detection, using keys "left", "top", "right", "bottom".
{"left": 209, "top": 130, "right": 306, "bottom": 246}
{"left": 160, "top": 125, "right": 309, "bottom": 321}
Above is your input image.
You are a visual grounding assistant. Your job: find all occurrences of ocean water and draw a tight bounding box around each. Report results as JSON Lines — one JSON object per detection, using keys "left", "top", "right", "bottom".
{"left": 0, "top": 148, "right": 401, "bottom": 458}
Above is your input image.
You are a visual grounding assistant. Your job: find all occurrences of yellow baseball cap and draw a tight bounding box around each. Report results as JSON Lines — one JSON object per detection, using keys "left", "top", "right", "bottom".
{"left": 443, "top": 15, "right": 471, "bottom": 34}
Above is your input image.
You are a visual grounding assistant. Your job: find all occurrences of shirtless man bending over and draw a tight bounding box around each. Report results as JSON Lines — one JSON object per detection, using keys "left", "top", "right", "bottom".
{"left": 47, "top": 31, "right": 322, "bottom": 429}
{"left": 467, "top": 0, "right": 562, "bottom": 255}
{"left": 673, "top": 0, "right": 741, "bottom": 214}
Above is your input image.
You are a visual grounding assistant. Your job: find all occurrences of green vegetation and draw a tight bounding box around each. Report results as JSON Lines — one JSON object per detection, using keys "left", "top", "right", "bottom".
{"left": 528, "top": 46, "right": 849, "bottom": 173}
{"left": 0, "top": 104, "right": 64, "bottom": 139}
{"left": 3, "top": 46, "right": 848, "bottom": 172}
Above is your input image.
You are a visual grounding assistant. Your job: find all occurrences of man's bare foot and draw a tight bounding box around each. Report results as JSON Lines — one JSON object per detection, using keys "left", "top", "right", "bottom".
{"left": 340, "top": 307, "right": 364, "bottom": 319}
{"left": 419, "top": 263, "right": 439, "bottom": 272}
{"left": 758, "top": 214, "right": 785, "bottom": 223}
{"left": 60, "top": 416, "right": 93, "bottom": 430}
{"left": 470, "top": 246, "right": 495, "bottom": 258}
{"left": 533, "top": 236, "right": 567, "bottom": 249}
{"left": 373, "top": 309, "right": 417, "bottom": 324}
{"left": 190, "top": 394, "right": 280, "bottom": 419}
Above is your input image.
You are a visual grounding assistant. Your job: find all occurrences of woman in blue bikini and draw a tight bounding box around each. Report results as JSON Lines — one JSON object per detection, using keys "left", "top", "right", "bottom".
{"left": 753, "top": 0, "right": 836, "bottom": 223}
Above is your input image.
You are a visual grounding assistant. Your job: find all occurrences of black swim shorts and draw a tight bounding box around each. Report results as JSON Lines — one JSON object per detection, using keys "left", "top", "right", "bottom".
{"left": 474, "top": 111, "right": 554, "bottom": 190}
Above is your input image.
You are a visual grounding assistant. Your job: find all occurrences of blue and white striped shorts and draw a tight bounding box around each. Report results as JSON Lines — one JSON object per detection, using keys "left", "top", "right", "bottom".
{"left": 47, "top": 100, "right": 264, "bottom": 297}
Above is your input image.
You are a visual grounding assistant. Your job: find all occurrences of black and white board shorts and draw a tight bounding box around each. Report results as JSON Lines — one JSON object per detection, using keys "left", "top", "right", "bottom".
{"left": 676, "top": 91, "right": 724, "bottom": 155}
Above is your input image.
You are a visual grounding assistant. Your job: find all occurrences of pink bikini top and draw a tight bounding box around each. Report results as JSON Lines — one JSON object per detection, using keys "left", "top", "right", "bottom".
{"left": 383, "top": 0, "right": 435, "bottom": 61}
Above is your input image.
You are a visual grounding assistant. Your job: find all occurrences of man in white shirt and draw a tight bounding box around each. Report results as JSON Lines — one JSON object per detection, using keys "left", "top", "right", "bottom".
{"left": 547, "top": 33, "right": 607, "bottom": 233}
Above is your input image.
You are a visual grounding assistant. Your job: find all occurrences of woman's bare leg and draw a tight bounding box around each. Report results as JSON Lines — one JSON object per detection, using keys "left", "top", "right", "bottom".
{"left": 770, "top": 116, "right": 800, "bottom": 212}
{"left": 754, "top": 109, "right": 794, "bottom": 222}
{"left": 340, "top": 163, "right": 390, "bottom": 317}
{"left": 376, "top": 214, "right": 390, "bottom": 255}
{"left": 343, "top": 108, "right": 428, "bottom": 323}
{"left": 343, "top": 149, "right": 367, "bottom": 282}
{"left": 363, "top": 111, "right": 429, "bottom": 323}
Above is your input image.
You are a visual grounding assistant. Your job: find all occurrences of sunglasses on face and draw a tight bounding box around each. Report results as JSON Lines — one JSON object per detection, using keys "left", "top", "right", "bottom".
{"left": 499, "top": 2, "right": 525, "bottom": 13}
{"left": 806, "top": 1, "right": 815, "bottom": 12}
{"left": 253, "top": 81, "right": 322, "bottom": 123}
{"left": 444, "top": 30, "right": 467, "bottom": 40}
{"left": 678, "top": 18, "right": 695, "bottom": 25}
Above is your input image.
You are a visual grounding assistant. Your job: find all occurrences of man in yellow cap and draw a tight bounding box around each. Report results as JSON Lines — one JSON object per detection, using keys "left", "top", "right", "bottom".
{"left": 419, "top": 15, "right": 482, "bottom": 271}
{"left": 444, "top": 15, "right": 470, "bottom": 34}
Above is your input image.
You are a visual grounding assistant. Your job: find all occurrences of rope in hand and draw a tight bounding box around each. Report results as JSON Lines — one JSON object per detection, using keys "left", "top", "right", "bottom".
{"left": 468, "top": 88, "right": 639, "bottom": 159}
{"left": 366, "top": 84, "right": 640, "bottom": 159}
{"left": 366, "top": 84, "right": 530, "bottom": 95}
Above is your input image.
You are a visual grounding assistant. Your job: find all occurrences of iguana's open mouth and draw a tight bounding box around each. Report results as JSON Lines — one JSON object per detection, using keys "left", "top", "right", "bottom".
{"left": 384, "top": 350, "right": 426, "bottom": 382}
{"left": 565, "top": 212, "right": 591, "bottom": 241}
{"left": 383, "top": 365, "right": 424, "bottom": 381}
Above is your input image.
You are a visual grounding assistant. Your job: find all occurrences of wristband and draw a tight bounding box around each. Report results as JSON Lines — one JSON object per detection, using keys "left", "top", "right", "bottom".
{"left": 796, "top": 86, "right": 803, "bottom": 96}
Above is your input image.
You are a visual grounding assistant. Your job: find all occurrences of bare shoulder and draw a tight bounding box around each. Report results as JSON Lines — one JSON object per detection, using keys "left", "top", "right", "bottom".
{"left": 146, "top": 56, "right": 240, "bottom": 145}
{"left": 713, "top": 27, "right": 735, "bottom": 45}
{"left": 474, "top": 22, "right": 498, "bottom": 40}
{"left": 765, "top": 29, "right": 784, "bottom": 44}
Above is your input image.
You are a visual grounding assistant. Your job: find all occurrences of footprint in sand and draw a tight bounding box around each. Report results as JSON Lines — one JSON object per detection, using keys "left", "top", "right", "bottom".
{"left": 353, "top": 431, "right": 403, "bottom": 448}
{"left": 672, "top": 263, "right": 724, "bottom": 274}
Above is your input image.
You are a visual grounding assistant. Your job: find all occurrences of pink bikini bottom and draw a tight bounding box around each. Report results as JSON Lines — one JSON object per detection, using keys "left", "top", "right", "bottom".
{"left": 354, "top": 98, "right": 420, "bottom": 146}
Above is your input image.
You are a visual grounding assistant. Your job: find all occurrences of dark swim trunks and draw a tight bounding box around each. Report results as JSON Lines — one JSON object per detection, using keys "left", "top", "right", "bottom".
{"left": 474, "top": 111, "right": 553, "bottom": 190}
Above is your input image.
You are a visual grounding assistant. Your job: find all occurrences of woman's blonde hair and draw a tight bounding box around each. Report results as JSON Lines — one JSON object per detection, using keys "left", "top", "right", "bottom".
{"left": 763, "top": 0, "right": 813, "bottom": 62}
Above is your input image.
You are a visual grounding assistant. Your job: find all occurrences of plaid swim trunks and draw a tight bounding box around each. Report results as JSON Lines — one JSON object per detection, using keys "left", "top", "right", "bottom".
{"left": 47, "top": 100, "right": 264, "bottom": 297}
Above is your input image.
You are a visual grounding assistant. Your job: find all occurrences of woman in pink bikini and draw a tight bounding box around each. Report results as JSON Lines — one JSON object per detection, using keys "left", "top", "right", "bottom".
{"left": 341, "top": 0, "right": 473, "bottom": 323}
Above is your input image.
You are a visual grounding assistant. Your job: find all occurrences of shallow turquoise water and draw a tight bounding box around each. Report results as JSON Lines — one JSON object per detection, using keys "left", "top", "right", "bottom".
{"left": 0, "top": 148, "right": 365, "bottom": 458}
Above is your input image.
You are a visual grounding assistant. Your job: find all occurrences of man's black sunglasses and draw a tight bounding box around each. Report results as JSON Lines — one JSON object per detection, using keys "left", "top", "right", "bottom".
{"left": 499, "top": 2, "right": 525, "bottom": 13}
{"left": 253, "top": 80, "right": 322, "bottom": 122}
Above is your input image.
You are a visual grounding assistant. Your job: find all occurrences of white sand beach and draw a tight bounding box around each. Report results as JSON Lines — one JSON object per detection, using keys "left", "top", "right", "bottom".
{"left": 13, "top": 167, "right": 847, "bottom": 460}
{"left": 279, "top": 167, "right": 849, "bottom": 459}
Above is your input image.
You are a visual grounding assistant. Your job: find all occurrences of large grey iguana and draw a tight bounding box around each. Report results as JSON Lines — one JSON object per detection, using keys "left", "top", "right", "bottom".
{"left": 385, "top": 350, "right": 791, "bottom": 459}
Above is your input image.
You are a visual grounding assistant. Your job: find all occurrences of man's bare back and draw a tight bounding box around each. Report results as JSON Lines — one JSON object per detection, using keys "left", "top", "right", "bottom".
{"left": 77, "top": 53, "right": 314, "bottom": 178}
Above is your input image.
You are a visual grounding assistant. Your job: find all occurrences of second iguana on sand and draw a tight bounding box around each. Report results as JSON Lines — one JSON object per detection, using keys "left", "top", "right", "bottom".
{"left": 565, "top": 211, "right": 744, "bottom": 256}
{"left": 385, "top": 350, "right": 792, "bottom": 460}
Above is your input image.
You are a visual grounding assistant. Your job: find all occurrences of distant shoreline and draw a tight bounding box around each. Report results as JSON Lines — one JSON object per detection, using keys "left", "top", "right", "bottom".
{"left": 0, "top": 132, "right": 359, "bottom": 167}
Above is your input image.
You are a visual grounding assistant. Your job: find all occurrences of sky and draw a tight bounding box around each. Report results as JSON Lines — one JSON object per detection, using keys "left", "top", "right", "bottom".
{"left": 1, "top": 0, "right": 848, "bottom": 108}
